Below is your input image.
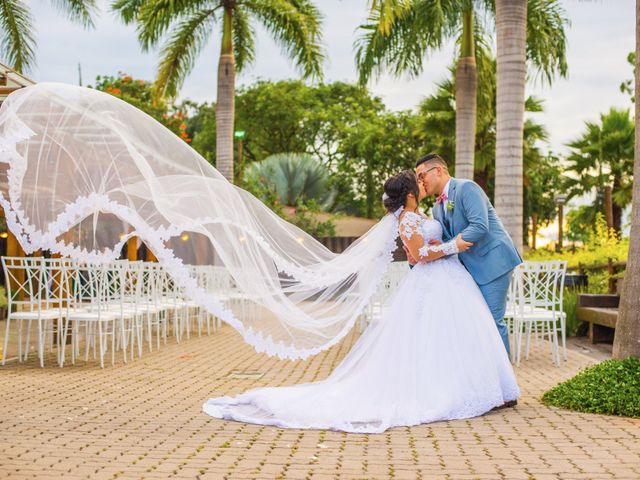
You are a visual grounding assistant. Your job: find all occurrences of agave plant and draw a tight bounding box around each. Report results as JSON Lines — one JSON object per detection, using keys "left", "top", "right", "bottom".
{"left": 244, "top": 153, "right": 336, "bottom": 211}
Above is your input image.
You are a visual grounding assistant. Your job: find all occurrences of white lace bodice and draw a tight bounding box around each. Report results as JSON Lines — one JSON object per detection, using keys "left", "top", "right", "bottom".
{"left": 398, "top": 211, "right": 458, "bottom": 257}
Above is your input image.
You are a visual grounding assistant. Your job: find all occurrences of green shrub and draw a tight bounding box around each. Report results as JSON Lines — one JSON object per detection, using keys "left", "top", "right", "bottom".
{"left": 542, "top": 357, "right": 640, "bottom": 417}
{"left": 526, "top": 214, "right": 629, "bottom": 271}
{"left": 0, "top": 285, "right": 6, "bottom": 309}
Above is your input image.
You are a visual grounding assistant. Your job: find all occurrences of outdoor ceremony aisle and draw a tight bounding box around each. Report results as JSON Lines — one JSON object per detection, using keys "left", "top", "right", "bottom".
{"left": 0, "top": 324, "right": 638, "bottom": 480}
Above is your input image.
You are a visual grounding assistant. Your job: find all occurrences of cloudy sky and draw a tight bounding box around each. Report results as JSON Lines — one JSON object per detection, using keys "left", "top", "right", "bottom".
{"left": 29, "top": 0, "right": 635, "bottom": 154}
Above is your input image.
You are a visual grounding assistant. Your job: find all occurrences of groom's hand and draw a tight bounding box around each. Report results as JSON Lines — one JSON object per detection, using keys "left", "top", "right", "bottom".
{"left": 455, "top": 234, "right": 473, "bottom": 252}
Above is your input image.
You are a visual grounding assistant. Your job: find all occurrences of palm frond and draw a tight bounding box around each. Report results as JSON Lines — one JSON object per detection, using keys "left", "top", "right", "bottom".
{"left": 355, "top": 0, "right": 459, "bottom": 83}
{"left": 233, "top": 7, "right": 256, "bottom": 72}
{"left": 525, "top": 0, "right": 569, "bottom": 84}
{"left": 110, "top": 0, "right": 146, "bottom": 24}
{"left": 51, "top": 0, "right": 98, "bottom": 29}
{"left": 246, "top": 0, "right": 324, "bottom": 79}
{"left": 136, "top": 0, "right": 213, "bottom": 50}
{"left": 0, "top": 0, "right": 35, "bottom": 73}
{"left": 367, "top": 0, "right": 413, "bottom": 35}
{"left": 154, "top": 8, "right": 216, "bottom": 98}
{"left": 524, "top": 95, "right": 544, "bottom": 113}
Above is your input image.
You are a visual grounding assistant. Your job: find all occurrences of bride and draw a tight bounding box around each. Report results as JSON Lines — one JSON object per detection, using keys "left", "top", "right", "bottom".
{"left": 203, "top": 170, "right": 520, "bottom": 433}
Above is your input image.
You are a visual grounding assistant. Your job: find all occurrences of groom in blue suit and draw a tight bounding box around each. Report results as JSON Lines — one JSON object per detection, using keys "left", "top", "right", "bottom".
{"left": 412, "top": 153, "right": 522, "bottom": 356}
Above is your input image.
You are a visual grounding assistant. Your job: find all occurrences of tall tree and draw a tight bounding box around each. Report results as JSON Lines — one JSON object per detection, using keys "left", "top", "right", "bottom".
{"left": 613, "top": 0, "right": 640, "bottom": 359}
{"left": 0, "top": 0, "right": 97, "bottom": 73}
{"left": 356, "top": 0, "right": 567, "bottom": 185}
{"left": 112, "top": 0, "right": 324, "bottom": 183}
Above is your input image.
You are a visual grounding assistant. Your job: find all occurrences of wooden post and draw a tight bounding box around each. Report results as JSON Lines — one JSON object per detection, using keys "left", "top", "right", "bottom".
{"left": 556, "top": 203, "right": 564, "bottom": 252}
{"left": 608, "top": 257, "right": 617, "bottom": 294}
{"left": 127, "top": 237, "right": 137, "bottom": 261}
{"left": 146, "top": 247, "right": 157, "bottom": 262}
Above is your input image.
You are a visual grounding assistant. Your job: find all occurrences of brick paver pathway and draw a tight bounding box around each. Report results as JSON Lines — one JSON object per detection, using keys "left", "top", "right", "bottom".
{"left": 1, "top": 324, "right": 638, "bottom": 479}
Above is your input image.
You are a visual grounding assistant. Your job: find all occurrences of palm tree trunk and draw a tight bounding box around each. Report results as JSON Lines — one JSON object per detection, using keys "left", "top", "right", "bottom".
{"left": 604, "top": 185, "right": 614, "bottom": 229}
{"left": 455, "top": 8, "right": 476, "bottom": 180}
{"left": 216, "top": 7, "right": 236, "bottom": 183}
{"left": 612, "top": 0, "right": 640, "bottom": 359}
{"left": 494, "top": 0, "right": 527, "bottom": 254}
{"left": 612, "top": 176, "right": 623, "bottom": 232}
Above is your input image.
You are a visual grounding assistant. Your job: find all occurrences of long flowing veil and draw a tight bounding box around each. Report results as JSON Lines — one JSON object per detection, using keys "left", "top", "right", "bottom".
{"left": 0, "top": 83, "right": 400, "bottom": 360}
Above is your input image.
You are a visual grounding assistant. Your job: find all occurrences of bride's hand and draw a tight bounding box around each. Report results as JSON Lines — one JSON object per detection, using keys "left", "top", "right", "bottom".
{"left": 403, "top": 245, "right": 417, "bottom": 265}
{"left": 455, "top": 234, "right": 473, "bottom": 252}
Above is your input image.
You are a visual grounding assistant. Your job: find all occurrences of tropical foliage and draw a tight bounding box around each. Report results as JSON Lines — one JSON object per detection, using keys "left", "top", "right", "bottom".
{"left": 526, "top": 214, "right": 629, "bottom": 270}
{"left": 243, "top": 153, "right": 336, "bottom": 210}
{"left": 0, "top": 0, "right": 97, "bottom": 73}
{"left": 112, "top": 0, "right": 324, "bottom": 183}
{"left": 564, "top": 107, "right": 635, "bottom": 233}
{"left": 93, "top": 72, "right": 192, "bottom": 141}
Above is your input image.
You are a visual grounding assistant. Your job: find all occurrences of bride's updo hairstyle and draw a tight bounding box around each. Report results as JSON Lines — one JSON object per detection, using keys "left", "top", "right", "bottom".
{"left": 383, "top": 170, "right": 419, "bottom": 214}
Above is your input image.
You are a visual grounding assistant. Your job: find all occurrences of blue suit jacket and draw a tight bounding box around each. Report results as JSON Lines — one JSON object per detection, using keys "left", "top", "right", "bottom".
{"left": 433, "top": 178, "right": 522, "bottom": 285}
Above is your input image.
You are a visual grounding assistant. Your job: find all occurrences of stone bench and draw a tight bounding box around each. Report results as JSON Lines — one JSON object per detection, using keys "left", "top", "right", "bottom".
{"left": 576, "top": 294, "right": 619, "bottom": 344}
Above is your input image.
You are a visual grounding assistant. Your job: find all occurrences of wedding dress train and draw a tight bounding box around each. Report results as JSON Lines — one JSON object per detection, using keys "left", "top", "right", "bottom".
{"left": 203, "top": 213, "right": 520, "bottom": 433}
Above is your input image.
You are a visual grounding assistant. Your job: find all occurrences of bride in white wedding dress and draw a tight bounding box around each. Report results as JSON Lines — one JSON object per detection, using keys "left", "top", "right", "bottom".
{"left": 203, "top": 171, "right": 520, "bottom": 433}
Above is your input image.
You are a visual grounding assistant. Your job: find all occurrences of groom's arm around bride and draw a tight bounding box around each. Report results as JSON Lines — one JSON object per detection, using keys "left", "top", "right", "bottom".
{"left": 414, "top": 153, "right": 522, "bottom": 356}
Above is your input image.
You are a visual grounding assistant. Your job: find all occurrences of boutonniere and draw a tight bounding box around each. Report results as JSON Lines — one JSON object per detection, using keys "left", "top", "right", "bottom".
{"left": 446, "top": 201, "right": 455, "bottom": 212}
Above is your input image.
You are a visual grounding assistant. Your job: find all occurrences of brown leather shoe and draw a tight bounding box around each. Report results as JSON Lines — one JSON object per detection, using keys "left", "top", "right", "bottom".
{"left": 491, "top": 399, "right": 518, "bottom": 411}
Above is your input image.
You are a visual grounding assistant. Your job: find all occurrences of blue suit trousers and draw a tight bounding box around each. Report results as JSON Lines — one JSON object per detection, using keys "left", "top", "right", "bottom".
{"left": 477, "top": 270, "right": 513, "bottom": 356}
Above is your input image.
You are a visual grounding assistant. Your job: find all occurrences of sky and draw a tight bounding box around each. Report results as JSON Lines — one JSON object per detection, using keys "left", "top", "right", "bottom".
{"left": 28, "top": 0, "right": 635, "bottom": 156}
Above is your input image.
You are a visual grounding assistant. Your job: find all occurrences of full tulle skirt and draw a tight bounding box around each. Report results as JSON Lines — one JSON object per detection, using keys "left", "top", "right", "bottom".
{"left": 203, "top": 257, "right": 520, "bottom": 433}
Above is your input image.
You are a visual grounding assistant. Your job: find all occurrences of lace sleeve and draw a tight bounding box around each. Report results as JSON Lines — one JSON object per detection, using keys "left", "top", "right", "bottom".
{"left": 400, "top": 212, "right": 459, "bottom": 261}
{"left": 418, "top": 240, "right": 459, "bottom": 257}
{"left": 399, "top": 212, "right": 422, "bottom": 241}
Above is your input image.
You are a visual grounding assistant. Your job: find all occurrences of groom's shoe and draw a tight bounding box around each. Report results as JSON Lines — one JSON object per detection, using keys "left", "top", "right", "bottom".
{"left": 491, "top": 400, "right": 517, "bottom": 411}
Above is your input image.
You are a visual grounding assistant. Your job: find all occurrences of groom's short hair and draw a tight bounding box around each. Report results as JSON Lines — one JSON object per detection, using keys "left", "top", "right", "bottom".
{"left": 416, "top": 153, "right": 448, "bottom": 171}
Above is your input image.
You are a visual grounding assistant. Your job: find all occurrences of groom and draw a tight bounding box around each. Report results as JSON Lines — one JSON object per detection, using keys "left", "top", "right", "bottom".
{"left": 409, "top": 153, "right": 522, "bottom": 357}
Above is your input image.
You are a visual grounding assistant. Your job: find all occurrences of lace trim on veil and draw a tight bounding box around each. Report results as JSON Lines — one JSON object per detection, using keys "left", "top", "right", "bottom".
{"left": 0, "top": 125, "right": 399, "bottom": 360}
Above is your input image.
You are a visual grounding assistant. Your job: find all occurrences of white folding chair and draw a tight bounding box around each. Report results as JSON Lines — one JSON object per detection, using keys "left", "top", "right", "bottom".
{"left": 1, "top": 257, "right": 70, "bottom": 367}
{"left": 64, "top": 261, "right": 125, "bottom": 368}
{"left": 509, "top": 261, "right": 568, "bottom": 366}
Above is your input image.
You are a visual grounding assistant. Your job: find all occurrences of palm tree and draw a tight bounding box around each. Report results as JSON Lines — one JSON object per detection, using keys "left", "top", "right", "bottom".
{"left": 112, "top": 0, "right": 324, "bottom": 183}
{"left": 356, "top": 0, "right": 567, "bottom": 186}
{"left": 612, "top": 0, "right": 640, "bottom": 359}
{"left": 564, "top": 108, "right": 635, "bottom": 234}
{"left": 0, "top": 0, "right": 97, "bottom": 73}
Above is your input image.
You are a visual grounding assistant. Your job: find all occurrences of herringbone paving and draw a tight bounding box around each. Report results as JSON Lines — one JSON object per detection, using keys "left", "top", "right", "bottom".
{"left": 0, "top": 324, "right": 638, "bottom": 479}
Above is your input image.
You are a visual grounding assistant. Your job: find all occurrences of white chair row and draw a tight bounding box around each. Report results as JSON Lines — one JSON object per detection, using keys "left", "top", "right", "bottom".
{"left": 0, "top": 257, "right": 240, "bottom": 368}
{"left": 505, "top": 260, "right": 568, "bottom": 367}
